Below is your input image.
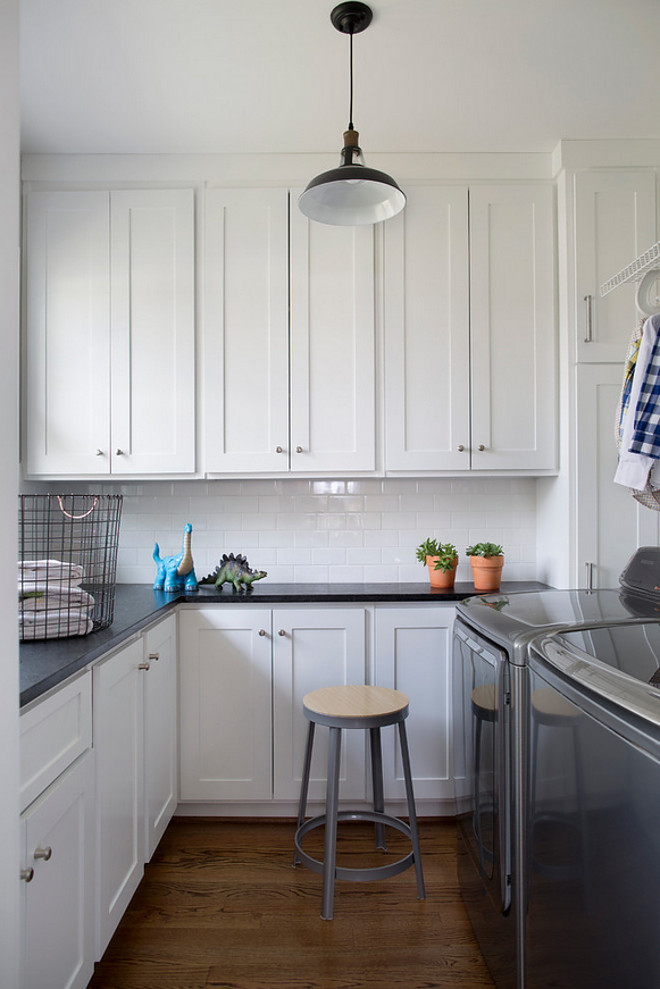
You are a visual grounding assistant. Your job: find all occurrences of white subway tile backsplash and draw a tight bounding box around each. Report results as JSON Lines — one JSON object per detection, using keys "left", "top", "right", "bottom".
{"left": 22, "top": 476, "right": 538, "bottom": 584}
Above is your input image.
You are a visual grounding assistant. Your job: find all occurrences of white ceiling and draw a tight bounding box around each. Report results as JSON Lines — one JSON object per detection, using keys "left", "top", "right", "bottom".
{"left": 19, "top": 0, "right": 660, "bottom": 156}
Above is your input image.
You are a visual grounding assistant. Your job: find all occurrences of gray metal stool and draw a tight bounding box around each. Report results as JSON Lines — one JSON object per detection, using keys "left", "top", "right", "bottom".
{"left": 293, "top": 684, "right": 425, "bottom": 919}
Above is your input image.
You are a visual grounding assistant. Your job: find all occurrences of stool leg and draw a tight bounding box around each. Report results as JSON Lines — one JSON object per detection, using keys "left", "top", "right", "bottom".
{"left": 397, "top": 720, "right": 425, "bottom": 900}
{"left": 370, "top": 726, "right": 387, "bottom": 850}
{"left": 321, "top": 726, "right": 342, "bottom": 920}
{"left": 293, "top": 720, "right": 315, "bottom": 867}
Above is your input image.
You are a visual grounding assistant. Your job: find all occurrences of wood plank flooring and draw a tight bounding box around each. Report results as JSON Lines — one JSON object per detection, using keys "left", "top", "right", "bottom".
{"left": 88, "top": 818, "right": 495, "bottom": 989}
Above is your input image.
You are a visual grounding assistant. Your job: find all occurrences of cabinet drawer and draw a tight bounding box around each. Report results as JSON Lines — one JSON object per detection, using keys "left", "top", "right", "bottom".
{"left": 20, "top": 671, "right": 92, "bottom": 811}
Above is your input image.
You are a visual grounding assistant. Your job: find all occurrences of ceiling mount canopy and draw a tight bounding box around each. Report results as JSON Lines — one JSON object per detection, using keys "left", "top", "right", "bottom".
{"left": 298, "top": 2, "right": 406, "bottom": 227}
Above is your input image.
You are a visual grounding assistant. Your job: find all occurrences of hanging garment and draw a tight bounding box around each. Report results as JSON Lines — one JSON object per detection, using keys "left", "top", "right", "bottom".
{"left": 614, "top": 312, "right": 660, "bottom": 491}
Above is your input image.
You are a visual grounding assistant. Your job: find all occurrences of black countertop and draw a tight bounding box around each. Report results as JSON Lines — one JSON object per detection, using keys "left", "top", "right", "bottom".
{"left": 19, "top": 579, "right": 547, "bottom": 708}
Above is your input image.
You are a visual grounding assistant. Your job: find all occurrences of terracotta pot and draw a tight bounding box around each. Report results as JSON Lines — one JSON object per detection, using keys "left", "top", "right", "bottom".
{"left": 469, "top": 555, "right": 504, "bottom": 593}
{"left": 426, "top": 555, "right": 458, "bottom": 589}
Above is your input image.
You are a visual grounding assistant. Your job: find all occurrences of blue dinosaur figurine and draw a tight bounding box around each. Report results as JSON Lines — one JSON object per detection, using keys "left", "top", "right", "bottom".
{"left": 153, "top": 522, "right": 198, "bottom": 592}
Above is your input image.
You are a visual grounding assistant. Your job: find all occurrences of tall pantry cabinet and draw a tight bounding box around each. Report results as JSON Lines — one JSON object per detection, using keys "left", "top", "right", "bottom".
{"left": 565, "top": 163, "right": 660, "bottom": 588}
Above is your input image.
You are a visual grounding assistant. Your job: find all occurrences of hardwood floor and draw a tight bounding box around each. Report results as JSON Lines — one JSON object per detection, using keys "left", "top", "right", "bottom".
{"left": 88, "top": 818, "right": 495, "bottom": 989}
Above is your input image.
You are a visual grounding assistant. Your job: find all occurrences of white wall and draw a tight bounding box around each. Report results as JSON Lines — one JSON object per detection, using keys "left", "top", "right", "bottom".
{"left": 24, "top": 476, "right": 538, "bottom": 586}
{"left": 0, "top": 1, "right": 22, "bottom": 985}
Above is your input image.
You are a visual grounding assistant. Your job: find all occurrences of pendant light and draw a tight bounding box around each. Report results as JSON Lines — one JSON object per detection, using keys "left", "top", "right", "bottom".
{"left": 298, "top": 2, "right": 406, "bottom": 226}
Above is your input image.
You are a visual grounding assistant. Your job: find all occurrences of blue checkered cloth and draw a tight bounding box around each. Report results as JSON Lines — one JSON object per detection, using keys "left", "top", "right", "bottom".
{"left": 630, "top": 328, "right": 660, "bottom": 458}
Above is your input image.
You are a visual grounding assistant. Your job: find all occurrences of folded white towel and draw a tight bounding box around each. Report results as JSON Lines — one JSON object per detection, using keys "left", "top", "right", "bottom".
{"left": 19, "top": 559, "right": 84, "bottom": 587}
{"left": 20, "top": 585, "right": 95, "bottom": 613}
{"left": 19, "top": 608, "right": 93, "bottom": 640}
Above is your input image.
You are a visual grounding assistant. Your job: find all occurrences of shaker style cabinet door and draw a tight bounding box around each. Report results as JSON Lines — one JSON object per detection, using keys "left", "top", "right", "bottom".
{"left": 24, "top": 190, "right": 111, "bottom": 476}
{"left": 289, "top": 198, "right": 376, "bottom": 473}
{"left": 469, "top": 183, "right": 557, "bottom": 471}
{"left": 178, "top": 608, "right": 273, "bottom": 801}
{"left": 21, "top": 752, "right": 95, "bottom": 989}
{"left": 110, "top": 189, "right": 195, "bottom": 474}
{"left": 203, "top": 188, "right": 290, "bottom": 473}
{"left": 271, "top": 607, "right": 367, "bottom": 802}
{"left": 373, "top": 607, "right": 454, "bottom": 804}
{"left": 575, "top": 364, "right": 659, "bottom": 589}
{"left": 574, "top": 170, "right": 657, "bottom": 363}
{"left": 142, "top": 615, "right": 178, "bottom": 861}
{"left": 383, "top": 185, "right": 470, "bottom": 471}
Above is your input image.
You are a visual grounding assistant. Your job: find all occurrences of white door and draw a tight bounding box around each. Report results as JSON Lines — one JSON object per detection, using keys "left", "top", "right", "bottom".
{"left": 24, "top": 189, "right": 111, "bottom": 476}
{"left": 142, "top": 615, "right": 178, "bottom": 861}
{"left": 289, "top": 197, "right": 376, "bottom": 473}
{"left": 574, "top": 170, "right": 657, "bottom": 362}
{"left": 94, "top": 638, "right": 144, "bottom": 957}
{"left": 374, "top": 607, "right": 454, "bottom": 804}
{"left": 203, "top": 187, "right": 289, "bottom": 473}
{"left": 272, "top": 607, "right": 367, "bottom": 802}
{"left": 21, "top": 753, "right": 94, "bottom": 989}
{"left": 178, "top": 608, "right": 273, "bottom": 801}
{"left": 470, "top": 183, "right": 557, "bottom": 471}
{"left": 110, "top": 189, "right": 195, "bottom": 474}
{"left": 575, "top": 364, "right": 659, "bottom": 588}
{"left": 383, "top": 185, "right": 470, "bottom": 471}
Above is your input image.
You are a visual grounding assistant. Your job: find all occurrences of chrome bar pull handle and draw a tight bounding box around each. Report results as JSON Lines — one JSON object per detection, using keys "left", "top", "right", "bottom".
{"left": 584, "top": 294, "right": 593, "bottom": 343}
{"left": 585, "top": 562, "right": 595, "bottom": 591}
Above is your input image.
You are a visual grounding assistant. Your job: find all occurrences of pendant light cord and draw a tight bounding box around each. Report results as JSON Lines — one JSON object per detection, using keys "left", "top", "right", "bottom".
{"left": 348, "top": 28, "right": 354, "bottom": 130}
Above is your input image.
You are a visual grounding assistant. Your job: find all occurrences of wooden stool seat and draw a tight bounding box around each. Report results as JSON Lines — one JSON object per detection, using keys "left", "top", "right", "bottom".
{"left": 303, "top": 684, "right": 409, "bottom": 724}
{"left": 294, "top": 683, "right": 425, "bottom": 919}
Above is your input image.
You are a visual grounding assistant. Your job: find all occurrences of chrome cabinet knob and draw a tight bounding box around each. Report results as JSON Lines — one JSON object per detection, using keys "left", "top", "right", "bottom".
{"left": 95, "top": 449, "right": 104, "bottom": 456}
{"left": 148, "top": 652, "right": 160, "bottom": 662}
{"left": 258, "top": 629, "right": 267, "bottom": 637}
{"left": 115, "top": 448, "right": 124, "bottom": 456}
{"left": 33, "top": 846, "right": 52, "bottom": 862}
{"left": 478, "top": 444, "right": 485, "bottom": 451}
{"left": 276, "top": 446, "right": 284, "bottom": 453}
{"left": 278, "top": 629, "right": 286, "bottom": 637}
{"left": 457, "top": 445, "right": 465, "bottom": 452}
{"left": 138, "top": 661, "right": 151, "bottom": 671}
{"left": 295, "top": 446, "right": 303, "bottom": 453}
{"left": 20, "top": 867, "right": 34, "bottom": 883}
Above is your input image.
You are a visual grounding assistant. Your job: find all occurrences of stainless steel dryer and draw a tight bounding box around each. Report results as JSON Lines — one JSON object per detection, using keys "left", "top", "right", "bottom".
{"left": 527, "top": 622, "right": 660, "bottom": 988}
{"left": 452, "top": 547, "right": 660, "bottom": 989}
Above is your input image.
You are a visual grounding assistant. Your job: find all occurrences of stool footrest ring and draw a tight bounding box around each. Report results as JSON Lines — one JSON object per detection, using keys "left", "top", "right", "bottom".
{"left": 294, "top": 810, "right": 418, "bottom": 883}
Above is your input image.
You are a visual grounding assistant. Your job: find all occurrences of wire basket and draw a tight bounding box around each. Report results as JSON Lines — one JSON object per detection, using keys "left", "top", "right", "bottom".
{"left": 19, "top": 494, "right": 123, "bottom": 641}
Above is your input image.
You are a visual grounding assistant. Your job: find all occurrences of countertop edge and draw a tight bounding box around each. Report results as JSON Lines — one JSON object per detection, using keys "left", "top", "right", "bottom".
{"left": 20, "top": 580, "right": 547, "bottom": 708}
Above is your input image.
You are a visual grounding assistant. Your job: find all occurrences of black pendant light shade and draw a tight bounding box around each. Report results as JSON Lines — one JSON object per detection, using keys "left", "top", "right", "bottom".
{"left": 298, "top": 3, "right": 406, "bottom": 226}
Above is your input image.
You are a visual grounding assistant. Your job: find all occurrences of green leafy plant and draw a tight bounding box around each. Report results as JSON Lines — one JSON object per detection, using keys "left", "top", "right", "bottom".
{"left": 416, "top": 538, "right": 458, "bottom": 572}
{"left": 465, "top": 542, "right": 504, "bottom": 558}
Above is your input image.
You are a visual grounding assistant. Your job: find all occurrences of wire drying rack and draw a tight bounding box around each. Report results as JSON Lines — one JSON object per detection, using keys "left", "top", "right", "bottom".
{"left": 600, "top": 240, "right": 660, "bottom": 298}
{"left": 18, "top": 494, "right": 123, "bottom": 640}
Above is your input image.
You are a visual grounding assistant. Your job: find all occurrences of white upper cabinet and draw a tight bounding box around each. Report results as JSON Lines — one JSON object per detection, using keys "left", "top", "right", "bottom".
{"left": 384, "top": 183, "right": 556, "bottom": 472}
{"left": 469, "top": 184, "right": 556, "bottom": 471}
{"left": 383, "top": 186, "right": 470, "bottom": 471}
{"left": 574, "top": 170, "right": 657, "bottom": 362}
{"left": 24, "top": 188, "right": 195, "bottom": 477}
{"left": 203, "top": 188, "right": 375, "bottom": 475}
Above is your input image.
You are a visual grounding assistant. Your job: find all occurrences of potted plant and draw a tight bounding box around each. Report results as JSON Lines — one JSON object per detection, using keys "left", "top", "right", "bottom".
{"left": 416, "top": 538, "right": 459, "bottom": 589}
{"left": 465, "top": 542, "right": 504, "bottom": 593}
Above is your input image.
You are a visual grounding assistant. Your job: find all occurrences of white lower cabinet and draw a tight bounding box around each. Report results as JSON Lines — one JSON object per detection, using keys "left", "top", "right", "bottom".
{"left": 21, "top": 752, "right": 95, "bottom": 989}
{"left": 94, "top": 615, "right": 178, "bottom": 958}
{"left": 374, "top": 607, "right": 455, "bottom": 805}
{"left": 178, "top": 606, "right": 367, "bottom": 805}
